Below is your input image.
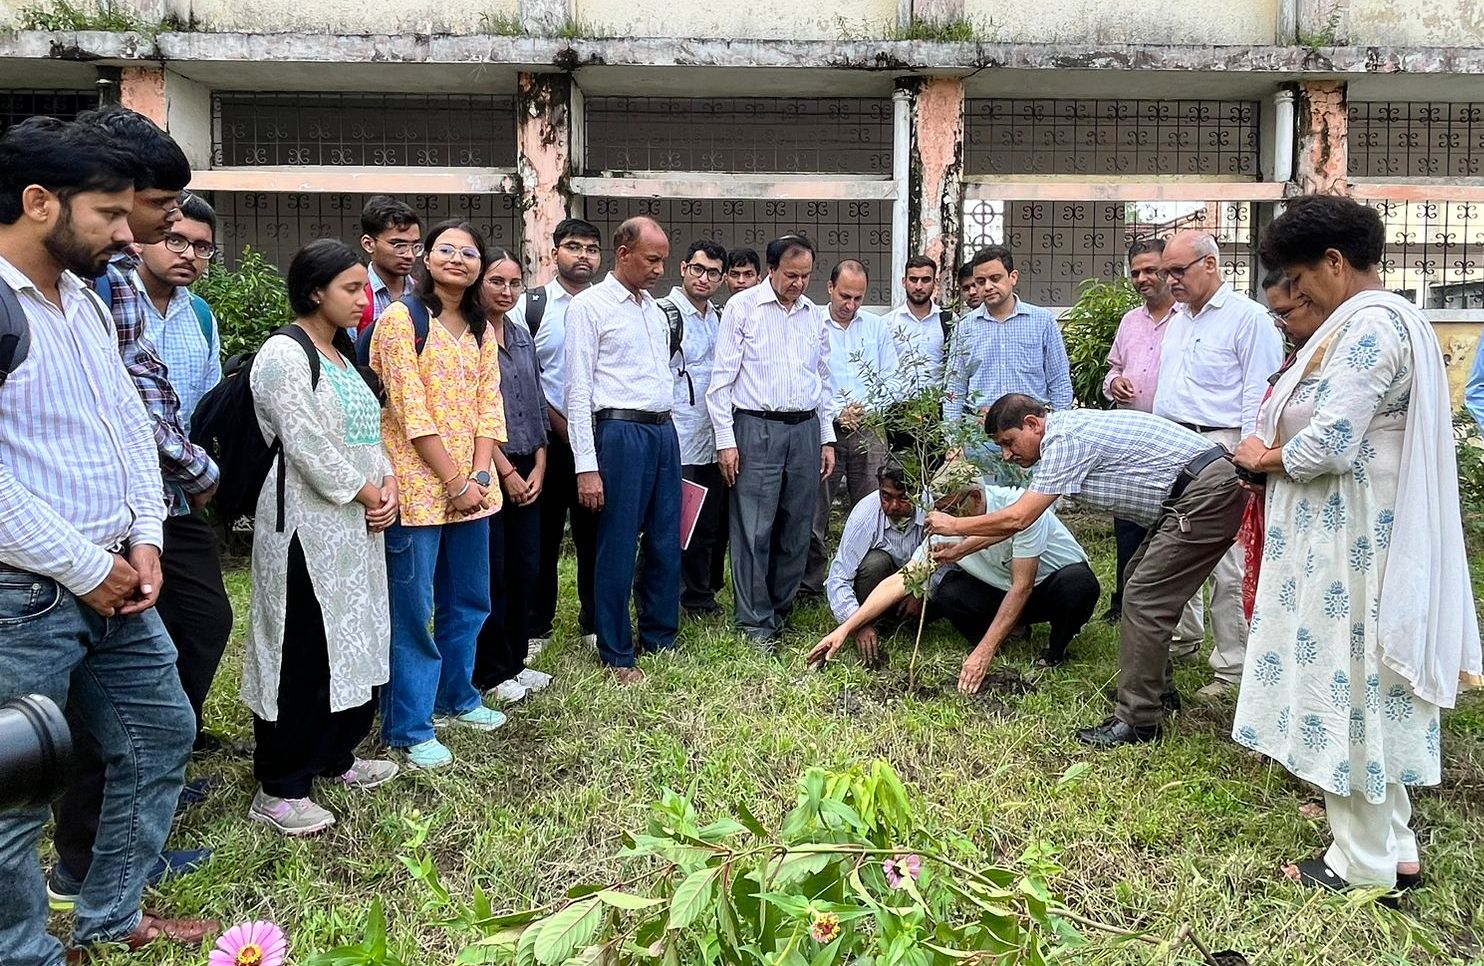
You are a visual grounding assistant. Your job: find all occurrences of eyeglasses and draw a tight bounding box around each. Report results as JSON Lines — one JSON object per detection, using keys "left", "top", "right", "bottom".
{"left": 432, "top": 243, "right": 482, "bottom": 262}
{"left": 484, "top": 276, "right": 524, "bottom": 292}
{"left": 1159, "top": 255, "right": 1212, "bottom": 281}
{"left": 1267, "top": 308, "right": 1291, "bottom": 327}
{"left": 684, "top": 263, "right": 723, "bottom": 282}
{"left": 558, "top": 242, "right": 602, "bottom": 257}
{"left": 162, "top": 233, "right": 218, "bottom": 261}
{"left": 384, "top": 241, "right": 424, "bottom": 257}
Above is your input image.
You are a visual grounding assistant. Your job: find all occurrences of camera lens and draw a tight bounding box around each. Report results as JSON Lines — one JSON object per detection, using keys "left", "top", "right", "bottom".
{"left": 0, "top": 695, "right": 73, "bottom": 811}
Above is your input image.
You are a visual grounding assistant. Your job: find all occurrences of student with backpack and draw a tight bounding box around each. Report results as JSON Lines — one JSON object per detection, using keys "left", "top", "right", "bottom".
{"left": 357, "top": 195, "right": 422, "bottom": 332}
{"left": 369, "top": 220, "right": 508, "bottom": 770}
{"left": 242, "top": 240, "right": 399, "bottom": 836}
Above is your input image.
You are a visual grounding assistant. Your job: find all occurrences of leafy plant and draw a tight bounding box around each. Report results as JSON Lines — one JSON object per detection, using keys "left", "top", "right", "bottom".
{"left": 1297, "top": 6, "right": 1343, "bottom": 51}
{"left": 303, "top": 898, "right": 406, "bottom": 966}
{"left": 1059, "top": 277, "right": 1140, "bottom": 411}
{"left": 886, "top": 16, "right": 996, "bottom": 42}
{"left": 193, "top": 246, "right": 294, "bottom": 359}
{"left": 1455, "top": 409, "right": 1484, "bottom": 536}
{"left": 19, "top": 0, "right": 150, "bottom": 31}
{"left": 479, "top": 10, "right": 523, "bottom": 35}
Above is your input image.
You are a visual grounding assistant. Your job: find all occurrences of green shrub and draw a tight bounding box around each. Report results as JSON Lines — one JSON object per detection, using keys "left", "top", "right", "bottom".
{"left": 1455, "top": 409, "right": 1484, "bottom": 536}
{"left": 193, "top": 246, "right": 294, "bottom": 359}
{"left": 1059, "top": 277, "right": 1140, "bottom": 411}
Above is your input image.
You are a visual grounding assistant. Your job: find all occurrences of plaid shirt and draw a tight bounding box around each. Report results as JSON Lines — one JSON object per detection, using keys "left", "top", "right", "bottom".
{"left": 944, "top": 298, "right": 1073, "bottom": 420}
{"left": 104, "top": 252, "right": 218, "bottom": 515}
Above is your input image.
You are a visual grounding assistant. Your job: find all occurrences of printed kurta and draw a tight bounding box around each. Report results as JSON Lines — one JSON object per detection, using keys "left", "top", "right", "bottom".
{"left": 1234, "top": 307, "right": 1441, "bottom": 802}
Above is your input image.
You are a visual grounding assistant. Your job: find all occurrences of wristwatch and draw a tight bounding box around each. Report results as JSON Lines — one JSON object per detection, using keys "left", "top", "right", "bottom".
{"left": 470, "top": 470, "right": 492, "bottom": 488}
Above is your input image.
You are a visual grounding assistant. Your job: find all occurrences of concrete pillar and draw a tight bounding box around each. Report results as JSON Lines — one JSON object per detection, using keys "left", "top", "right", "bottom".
{"left": 908, "top": 76, "right": 965, "bottom": 299}
{"left": 517, "top": 72, "right": 575, "bottom": 285}
{"left": 118, "top": 66, "right": 166, "bottom": 126}
{"left": 165, "top": 70, "right": 212, "bottom": 170}
{"left": 1294, "top": 80, "right": 1348, "bottom": 197}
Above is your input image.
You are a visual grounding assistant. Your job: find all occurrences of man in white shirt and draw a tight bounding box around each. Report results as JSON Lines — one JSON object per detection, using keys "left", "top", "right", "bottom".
{"left": 824, "top": 463, "right": 926, "bottom": 665}
{"left": 519, "top": 218, "right": 602, "bottom": 654}
{"left": 802, "top": 259, "right": 898, "bottom": 596}
{"left": 883, "top": 255, "right": 949, "bottom": 394}
{"left": 659, "top": 239, "right": 727, "bottom": 616}
{"left": 1155, "top": 231, "right": 1284, "bottom": 698}
{"left": 565, "top": 216, "right": 679, "bottom": 684}
{"left": 707, "top": 235, "right": 836, "bottom": 646}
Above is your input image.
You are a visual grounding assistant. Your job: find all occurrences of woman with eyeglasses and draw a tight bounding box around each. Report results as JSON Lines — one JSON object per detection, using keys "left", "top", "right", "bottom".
{"left": 368, "top": 220, "right": 509, "bottom": 771}
{"left": 473, "top": 250, "right": 553, "bottom": 704}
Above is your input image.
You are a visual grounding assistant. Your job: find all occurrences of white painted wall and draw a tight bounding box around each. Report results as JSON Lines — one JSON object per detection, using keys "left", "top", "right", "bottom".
{"left": 1347, "top": 0, "right": 1484, "bottom": 46}
{"left": 961, "top": 0, "right": 1280, "bottom": 44}
{"left": 573, "top": 0, "right": 896, "bottom": 40}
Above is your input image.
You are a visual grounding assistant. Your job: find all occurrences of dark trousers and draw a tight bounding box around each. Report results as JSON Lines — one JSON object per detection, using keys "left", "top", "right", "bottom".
{"left": 933, "top": 561, "right": 1100, "bottom": 660}
{"left": 804, "top": 424, "right": 885, "bottom": 593}
{"left": 853, "top": 548, "right": 900, "bottom": 605}
{"left": 681, "top": 462, "right": 729, "bottom": 612}
{"left": 475, "top": 450, "right": 542, "bottom": 689}
{"left": 593, "top": 419, "right": 682, "bottom": 667}
{"left": 1111, "top": 517, "right": 1147, "bottom": 614}
{"left": 51, "top": 511, "right": 233, "bottom": 878}
{"left": 253, "top": 537, "right": 376, "bottom": 799}
{"left": 532, "top": 430, "right": 597, "bottom": 638}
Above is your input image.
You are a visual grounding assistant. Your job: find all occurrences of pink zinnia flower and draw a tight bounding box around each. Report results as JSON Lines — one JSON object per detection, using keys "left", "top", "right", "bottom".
{"left": 882, "top": 854, "right": 922, "bottom": 889}
{"left": 810, "top": 911, "right": 841, "bottom": 944}
{"left": 209, "top": 921, "right": 287, "bottom": 966}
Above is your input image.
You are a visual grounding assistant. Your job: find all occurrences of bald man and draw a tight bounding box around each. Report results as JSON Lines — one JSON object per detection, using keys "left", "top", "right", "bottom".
{"left": 1154, "top": 232, "right": 1283, "bottom": 699}
{"left": 565, "top": 216, "right": 679, "bottom": 683}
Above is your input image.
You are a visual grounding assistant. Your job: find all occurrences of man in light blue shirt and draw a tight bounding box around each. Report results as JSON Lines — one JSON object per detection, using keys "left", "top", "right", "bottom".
{"left": 1466, "top": 341, "right": 1484, "bottom": 432}
{"left": 357, "top": 196, "right": 422, "bottom": 326}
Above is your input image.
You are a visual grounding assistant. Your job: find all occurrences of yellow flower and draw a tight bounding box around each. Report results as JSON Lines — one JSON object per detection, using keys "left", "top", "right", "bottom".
{"left": 810, "top": 912, "right": 842, "bottom": 944}
{"left": 236, "top": 945, "right": 263, "bottom": 966}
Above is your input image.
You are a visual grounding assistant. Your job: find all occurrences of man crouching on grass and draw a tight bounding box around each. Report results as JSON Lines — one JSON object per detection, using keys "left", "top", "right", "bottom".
{"left": 808, "top": 472, "right": 1099, "bottom": 692}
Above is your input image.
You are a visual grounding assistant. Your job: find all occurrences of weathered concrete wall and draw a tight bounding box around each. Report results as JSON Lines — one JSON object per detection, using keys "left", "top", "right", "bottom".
{"left": 1295, "top": 80, "right": 1348, "bottom": 196}
{"left": 1438, "top": 322, "right": 1484, "bottom": 407}
{"left": 963, "top": 0, "right": 1280, "bottom": 44}
{"left": 0, "top": 1, "right": 18, "bottom": 28}
{"left": 910, "top": 76, "right": 963, "bottom": 299}
{"left": 173, "top": 0, "right": 513, "bottom": 34}
{"left": 118, "top": 65, "right": 165, "bottom": 124}
{"left": 517, "top": 72, "right": 572, "bottom": 286}
{"left": 572, "top": 0, "right": 896, "bottom": 40}
{"left": 1348, "top": 0, "right": 1484, "bottom": 47}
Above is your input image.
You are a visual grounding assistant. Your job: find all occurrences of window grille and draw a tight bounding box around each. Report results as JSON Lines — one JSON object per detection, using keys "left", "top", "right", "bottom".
{"left": 0, "top": 89, "right": 96, "bottom": 132}
{"left": 1348, "top": 102, "right": 1484, "bottom": 179}
{"left": 1360, "top": 198, "right": 1483, "bottom": 310}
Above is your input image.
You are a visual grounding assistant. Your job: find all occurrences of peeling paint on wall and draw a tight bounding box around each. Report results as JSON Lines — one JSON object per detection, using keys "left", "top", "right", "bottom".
{"left": 119, "top": 65, "right": 166, "bottom": 126}
{"left": 1296, "top": 79, "right": 1348, "bottom": 196}
{"left": 911, "top": 76, "right": 964, "bottom": 297}
{"left": 517, "top": 71, "right": 572, "bottom": 285}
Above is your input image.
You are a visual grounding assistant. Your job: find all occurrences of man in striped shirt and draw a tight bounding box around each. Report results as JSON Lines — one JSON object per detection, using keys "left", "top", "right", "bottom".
{"left": 707, "top": 235, "right": 836, "bottom": 646}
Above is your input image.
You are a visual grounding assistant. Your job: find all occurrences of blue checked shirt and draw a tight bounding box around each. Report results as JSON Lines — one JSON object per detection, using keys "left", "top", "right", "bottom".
{"left": 136, "top": 279, "right": 222, "bottom": 434}
{"left": 943, "top": 298, "right": 1074, "bottom": 420}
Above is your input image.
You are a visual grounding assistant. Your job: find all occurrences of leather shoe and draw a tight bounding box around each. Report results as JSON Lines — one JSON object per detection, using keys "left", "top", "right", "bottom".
{"left": 67, "top": 913, "right": 221, "bottom": 961}
{"left": 610, "top": 666, "right": 646, "bottom": 685}
{"left": 1075, "top": 716, "right": 1162, "bottom": 749}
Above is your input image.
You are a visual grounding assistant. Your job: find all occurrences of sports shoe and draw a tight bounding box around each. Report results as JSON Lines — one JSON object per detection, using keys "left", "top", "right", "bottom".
{"left": 526, "top": 637, "right": 548, "bottom": 658}
{"left": 515, "top": 667, "right": 552, "bottom": 693}
{"left": 1196, "top": 679, "right": 1237, "bottom": 701}
{"left": 403, "top": 738, "right": 455, "bottom": 770}
{"left": 434, "top": 705, "right": 508, "bottom": 731}
{"left": 582, "top": 633, "right": 598, "bottom": 648}
{"left": 248, "top": 790, "right": 335, "bottom": 837}
{"left": 47, "top": 848, "right": 212, "bottom": 912}
{"left": 488, "top": 678, "right": 529, "bottom": 704}
{"left": 338, "top": 757, "right": 399, "bottom": 789}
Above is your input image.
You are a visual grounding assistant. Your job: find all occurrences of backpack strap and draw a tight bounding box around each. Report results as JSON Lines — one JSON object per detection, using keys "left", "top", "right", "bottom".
{"left": 269, "top": 324, "right": 322, "bottom": 533}
{"left": 939, "top": 309, "right": 954, "bottom": 344}
{"left": 93, "top": 270, "right": 113, "bottom": 309}
{"left": 525, "top": 285, "right": 548, "bottom": 337}
{"left": 400, "top": 293, "right": 433, "bottom": 355}
{"left": 0, "top": 279, "right": 29, "bottom": 390}
{"left": 188, "top": 293, "right": 214, "bottom": 347}
{"left": 656, "top": 297, "right": 693, "bottom": 406}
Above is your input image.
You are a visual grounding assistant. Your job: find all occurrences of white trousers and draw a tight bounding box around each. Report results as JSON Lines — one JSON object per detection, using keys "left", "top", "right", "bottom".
{"left": 1177, "top": 428, "right": 1249, "bottom": 681}
{"left": 1322, "top": 784, "right": 1418, "bottom": 888}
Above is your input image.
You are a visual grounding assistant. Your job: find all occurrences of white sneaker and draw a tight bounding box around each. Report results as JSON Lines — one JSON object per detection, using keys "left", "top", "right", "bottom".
{"left": 488, "top": 679, "right": 529, "bottom": 704}
{"left": 248, "top": 790, "right": 336, "bottom": 837}
{"left": 515, "top": 668, "right": 552, "bottom": 692}
{"left": 582, "top": 633, "right": 597, "bottom": 648}
{"left": 338, "top": 757, "right": 399, "bottom": 790}
{"left": 527, "top": 637, "right": 548, "bottom": 658}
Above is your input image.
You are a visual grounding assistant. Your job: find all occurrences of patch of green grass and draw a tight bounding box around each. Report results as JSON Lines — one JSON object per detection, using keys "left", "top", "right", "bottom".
{"left": 885, "top": 16, "right": 995, "bottom": 43}
{"left": 17, "top": 0, "right": 149, "bottom": 31}
{"left": 478, "top": 10, "right": 523, "bottom": 36}
{"left": 551, "top": 16, "right": 610, "bottom": 39}
{"left": 44, "top": 514, "right": 1484, "bottom": 963}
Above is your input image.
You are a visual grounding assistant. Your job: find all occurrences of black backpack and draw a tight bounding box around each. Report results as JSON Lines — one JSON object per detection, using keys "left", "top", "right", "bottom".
{"left": 525, "top": 285, "right": 548, "bottom": 336}
{"left": 355, "top": 292, "right": 482, "bottom": 367}
{"left": 0, "top": 277, "right": 112, "bottom": 388}
{"left": 656, "top": 296, "right": 692, "bottom": 404}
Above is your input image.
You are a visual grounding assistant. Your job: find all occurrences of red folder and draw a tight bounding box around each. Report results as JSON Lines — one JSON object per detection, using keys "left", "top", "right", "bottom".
{"left": 680, "top": 479, "right": 707, "bottom": 550}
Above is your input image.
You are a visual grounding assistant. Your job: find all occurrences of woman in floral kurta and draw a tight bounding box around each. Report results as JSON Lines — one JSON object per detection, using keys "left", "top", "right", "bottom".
{"left": 1235, "top": 195, "right": 1481, "bottom": 894}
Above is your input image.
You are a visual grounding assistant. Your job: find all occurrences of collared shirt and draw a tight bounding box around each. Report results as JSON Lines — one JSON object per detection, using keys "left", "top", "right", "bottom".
{"left": 136, "top": 280, "right": 222, "bottom": 432}
{"left": 0, "top": 255, "right": 165, "bottom": 594}
{"left": 366, "top": 264, "right": 404, "bottom": 320}
{"left": 565, "top": 273, "right": 675, "bottom": 474}
{"left": 883, "top": 301, "right": 946, "bottom": 394}
{"left": 1028, "top": 410, "right": 1212, "bottom": 528}
{"left": 661, "top": 286, "right": 722, "bottom": 466}
{"left": 944, "top": 297, "right": 1073, "bottom": 420}
{"left": 826, "top": 490, "right": 925, "bottom": 622}
{"left": 707, "top": 280, "right": 836, "bottom": 450}
{"left": 1154, "top": 282, "right": 1285, "bottom": 436}
{"left": 104, "top": 252, "right": 218, "bottom": 515}
{"left": 918, "top": 483, "right": 1088, "bottom": 592}
{"left": 1102, "top": 302, "right": 1181, "bottom": 413}
{"left": 494, "top": 312, "right": 550, "bottom": 457}
{"left": 825, "top": 307, "right": 900, "bottom": 410}
{"left": 514, "top": 279, "right": 579, "bottom": 414}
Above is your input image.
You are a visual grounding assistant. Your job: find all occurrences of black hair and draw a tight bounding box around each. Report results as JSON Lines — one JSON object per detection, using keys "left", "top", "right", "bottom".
{"left": 484, "top": 246, "right": 520, "bottom": 271}
{"left": 829, "top": 259, "right": 868, "bottom": 285}
{"left": 956, "top": 263, "right": 975, "bottom": 283}
{"left": 1258, "top": 194, "right": 1385, "bottom": 272}
{"left": 74, "top": 106, "right": 190, "bottom": 193}
{"left": 1260, "top": 266, "right": 1290, "bottom": 291}
{"left": 418, "top": 219, "right": 489, "bottom": 331}
{"left": 360, "top": 195, "right": 420, "bottom": 237}
{"left": 685, "top": 239, "right": 727, "bottom": 264}
{"left": 0, "top": 116, "right": 136, "bottom": 224}
{"left": 286, "top": 239, "right": 361, "bottom": 362}
{"left": 984, "top": 393, "right": 1048, "bottom": 434}
{"left": 178, "top": 193, "right": 217, "bottom": 236}
{"left": 969, "top": 244, "right": 1015, "bottom": 274}
{"left": 553, "top": 217, "right": 601, "bottom": 247}
{"left": 765, "top": 234, "right": 815, "bottom": 269}
{"left": 905, "top": 254, "right": 937, "bottom": 274}
{"left": 877, "top": 461, "right": 907, "bottom": 490}
{"left": 1127, "top": 237, "right": 1166, "bottom": 261}
{"left": 726, "top": 248, "right": 761, "bottom": 273}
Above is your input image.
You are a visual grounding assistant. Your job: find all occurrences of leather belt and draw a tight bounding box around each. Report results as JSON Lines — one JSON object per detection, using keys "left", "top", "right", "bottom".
{"left": 1177, "top": 422, "right": 1239, "bottom": 435}
{"left": 1168, "top": 446, "right": 1232, "bottom": 503}
{"left": 595, "top": 408, "right": 671, "bottom": 425}
{"left": 736, "top": 408, "right": 814, "bottom": 425}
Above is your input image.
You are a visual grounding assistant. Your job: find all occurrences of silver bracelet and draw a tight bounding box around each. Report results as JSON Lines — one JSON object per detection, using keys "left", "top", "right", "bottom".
{"left": 450, "top": 480, "right": 472, "bottom": 500}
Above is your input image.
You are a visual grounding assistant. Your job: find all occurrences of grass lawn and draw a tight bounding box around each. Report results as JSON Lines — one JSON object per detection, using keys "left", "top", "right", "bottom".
{"left": 47, "top": 514, "right": 1484, "bottom": 964}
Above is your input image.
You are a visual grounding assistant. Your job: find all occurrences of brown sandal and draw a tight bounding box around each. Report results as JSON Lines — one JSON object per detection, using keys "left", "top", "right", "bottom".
{"left": 68, "top": 912, "right": 221, "bottom": 961}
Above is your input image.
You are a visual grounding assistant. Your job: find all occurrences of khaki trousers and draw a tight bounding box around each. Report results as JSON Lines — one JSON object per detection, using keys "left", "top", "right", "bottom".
{"left": 1175, "top": 427, "right": 1251, "bottom": 681}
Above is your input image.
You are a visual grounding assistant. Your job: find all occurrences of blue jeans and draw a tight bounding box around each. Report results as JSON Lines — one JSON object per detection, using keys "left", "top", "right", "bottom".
{"left": 593, "top": 419, "right": 681, "bottom": 667}
{"left": 381, "top": 518, "right": 492, "bottom": 747}
{"left": 0, "top": 570, "right": 194, "bottom": 965}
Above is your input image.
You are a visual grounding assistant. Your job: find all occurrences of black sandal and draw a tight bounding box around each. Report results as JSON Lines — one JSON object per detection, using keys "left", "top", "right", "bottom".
{"left": 1287, "top": 857, "right": 1349, "bottom": 893}
{"left": 1396, "top": 869, "right": 1424, "bottom": 891}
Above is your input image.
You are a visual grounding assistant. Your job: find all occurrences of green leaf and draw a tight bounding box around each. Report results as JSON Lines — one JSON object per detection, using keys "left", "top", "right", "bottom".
{"left": 769, "top": 852, "right": 832, "bottom": 885}
{"left": 535, "top": 898, "right": 604, "bottom": 966}
{"left": 756, "top": 892, "right": 812, "bottom": 919}
{"left": 1056, "top": 762, "right": 1092, "bottom": 788}
{"left": 480, "top": 908, "right": 550, "bottom": 930}
{"left": 735, "top": 801, "right": 768, "bottom": 838}
{"left": 562, "top": 944, "right": 607, "bottom": 966}
{"left": 517, "top": 915, "right": 549, "bottom": 966}
{"left": 456, "top": 946, "right": 506, "bottom": 965}
{"left": 809, "top": 937, "right": 844, "bottom": 966}
{"left": 667, "top": 866, "right": 722, "bottom": 931}
{"left": 596, "top": 889, "right": 665, "bottom": 911}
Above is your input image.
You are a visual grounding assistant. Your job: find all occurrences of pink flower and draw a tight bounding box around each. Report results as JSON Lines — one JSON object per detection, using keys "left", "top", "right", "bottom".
{"left": 209, "top": 921, "right": 287, "bottom": 966}
{"left": 810, "top": 911, "right": 841, "bottom": 944}
{"left": 882, "top": 854, "right": 922, "bottom": 889}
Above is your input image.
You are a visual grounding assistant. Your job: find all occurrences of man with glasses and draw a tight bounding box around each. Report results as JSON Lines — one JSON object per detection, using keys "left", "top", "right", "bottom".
{"left": 1153, "top": 231, "right": 1284, "bottom": 701}
{"left": 358, "top": 195, "right": 422, "bottom": 326}
{"left": 659, "top": 240, "right": 729, "bottom": 616}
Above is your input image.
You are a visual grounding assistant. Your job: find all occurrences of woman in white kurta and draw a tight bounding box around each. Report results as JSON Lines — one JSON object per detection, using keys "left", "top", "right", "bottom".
{"left": 242, "top": 239, "right": 401, "bottom": 837}
{"left": 1234, "top": 195, "right": 1482, "bottom": 893}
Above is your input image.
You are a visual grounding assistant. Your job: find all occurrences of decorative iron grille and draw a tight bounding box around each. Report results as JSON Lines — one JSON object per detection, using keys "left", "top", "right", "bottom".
{"left": 1348, "top": 102, "right": 1484, "bottom": 179}
{"left": 212, "top": 93, "right": 517, "bottom": 167}
{"left": 0, "top": 89, "right": 96, "bottom": 131}
{"left": 585, "top": 197, "right": 892, "bottom": 305}
{"left": 1360, "top": 198, "right": 1484, "bottom": 310}
{"left": 206, "top": 192, "right": 521, "bottom": 273}
{"left": 583, "top": 98, "right": 893, "bottom": 175}
{"left": 963, "top": 99, "right": 1261, "bottom": 178}
{"left": 962, "top": 199, "right": 1255, "bottom": 306}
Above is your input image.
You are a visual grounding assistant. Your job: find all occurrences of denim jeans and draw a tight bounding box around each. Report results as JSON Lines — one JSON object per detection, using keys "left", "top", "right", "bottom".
{"left": 0, "top": 570, "right": 194, "bottom": 965}
{"left": 381, "top": 518, "right": 492, "bottom": 747}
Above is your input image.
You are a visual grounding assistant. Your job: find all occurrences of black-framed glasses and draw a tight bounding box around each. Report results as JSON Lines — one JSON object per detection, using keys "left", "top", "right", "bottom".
{"left": 432, "top": 243, "right": 482, "bottom": 262}
{"left": 385, "top": 241, "right": 424, "bottom": 257}
{"left": 1159, "top": 255, "right": 1212, "bottom": 281}
{"left": 684, "top": 263, "right": 723, "bottom": 282}
{"left": 162, "top": 233, "right": 218, "bottom": 261}
{"left": 559, "top": 241, "right": 602, "bottom": 257}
